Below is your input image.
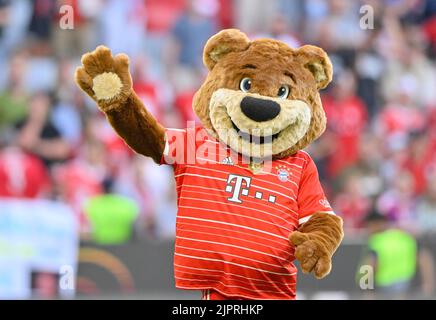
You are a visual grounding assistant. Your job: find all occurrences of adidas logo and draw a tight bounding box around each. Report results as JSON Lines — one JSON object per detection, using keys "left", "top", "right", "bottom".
{"left": 222, "top": 157, "right": 234, "bottom": 165}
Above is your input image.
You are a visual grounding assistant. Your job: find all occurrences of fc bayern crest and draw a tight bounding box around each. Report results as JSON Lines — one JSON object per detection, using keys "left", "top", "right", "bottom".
{"left": 276, "top": 165, "right": 291, "bottom": 182}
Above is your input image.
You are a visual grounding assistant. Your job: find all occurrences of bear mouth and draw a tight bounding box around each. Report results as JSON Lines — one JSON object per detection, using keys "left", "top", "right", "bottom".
{"left": 231, "top": 120, "right": 280, "bottom": 144}
{"left": 209, "top": 88, "right": 312, "bottom": 159}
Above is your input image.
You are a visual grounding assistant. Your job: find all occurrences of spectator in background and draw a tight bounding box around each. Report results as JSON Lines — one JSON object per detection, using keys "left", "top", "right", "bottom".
{"left": 333, "top": 173, "right": 372, "bottom": 231}
{"left": 376, "top": 83, "right": 427, "bottom": 152}
{"left": 165, "top": 0, "right": 218, "bottom": 82}
{"left": 302, "top": 0, "right": 329, "bottom": 44}
{"left": 113, "top": 156, "right": 177, "bottom": 239}
{"left": 0, "top": 50, "right": 29, "bottom": 135}
{"left": 416, "top": 175, "right": 436, "bottom": 234}
{"left": 361, "top": 209, "right": 434, "bottom": 299}
{"left": 354, "top": 27, "right": 385, "bottom": 120}
{"left": 112, "top": 156, "right": 154, "bottom": 236}
{"left": 235, "top": 0, "right": 276, "bottom": 34}
{"left": 401, "top": 131, "right": 436, "bottom": 195}
{"left": 52, "top": 136, "right": 107, "bottom": 233}
{"left": 216, "top": 0, "right": 234, "bottom": 29}
{"left": 162, "top": 0, "right": 220, "bottom": 123}
{"left": 50, "top": 59, "right": 82, "bottom": 147}
{"left": 84, "top": 179, "right": 139, "bottom": 245}
{"left": 0, "top": 146, "right": 51, "bottom": 199}
{"left": 173, "top": 88, "right": 197, "bottom": 124}
{"left": 52, "top": 0, "right": 102, "bottom": 58}
{"left": 317, "top": 0, "right": 366, "bottom": 54}
{"left": 0, "top": 0, "right": 10, "bottom": 39}
{"left": 350, "top": 134, "right": 385, "bottom": 199}
{"left": 0, "top": 0, "right": 32, "bottom": 57}
{"left": 381, "top": 25, "right": 436, "bottom": 108}
{"left": 323, "top": 70, "right": 368, "bottom": 177}
{"left": 252, "top": 13, "right": 301, "bottom": 48}
{"left": 98, "top": 0, "right": 147, "bottom": 58}
{"left": 423, "top": 7, "right": 436, "bottom": 57}
{"left": 15, "top": 92, "right": 71, "bottom": 168}
{"left": 377, "top": 171, "right": 417, "bottom": 230}
{"left": 27, "top": 0, "right": 57, "bottom": 54}
{"left": 131, "top": 55, "right": 164, "bottom": 120}
{"left": 154, "top": 179, "right": 178, "bottom": 239}
{"left": 31, "top": 271, "right": 60, "bottom": 299}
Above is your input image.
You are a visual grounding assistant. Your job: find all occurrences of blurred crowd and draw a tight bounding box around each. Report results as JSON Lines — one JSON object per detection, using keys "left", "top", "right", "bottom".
{"left": 0, "top": 0, "right": 436, "bottom": 241}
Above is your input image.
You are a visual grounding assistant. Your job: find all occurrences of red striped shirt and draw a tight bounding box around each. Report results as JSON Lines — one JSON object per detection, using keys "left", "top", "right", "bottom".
{"left": 161, "top": 127, "right": 333, "bottom": 299}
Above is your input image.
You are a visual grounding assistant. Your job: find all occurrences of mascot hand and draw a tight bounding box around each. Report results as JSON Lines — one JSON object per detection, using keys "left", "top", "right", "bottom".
{"left": 75, "top": 45, "right": 132, "bottom": 112}
{"left": 289, "top": 231, "right": 332, "bottom": 279}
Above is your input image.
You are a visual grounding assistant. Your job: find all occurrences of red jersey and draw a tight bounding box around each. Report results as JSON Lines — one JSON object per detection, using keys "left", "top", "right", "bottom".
{"left": 0, "top": 148, "right": 50, "bottom": 199}
{"left": 161, "top": 127, "right": 334, "bottom": 299}
{"left": 323, "top": 95, "right": 368, "bottom": 176}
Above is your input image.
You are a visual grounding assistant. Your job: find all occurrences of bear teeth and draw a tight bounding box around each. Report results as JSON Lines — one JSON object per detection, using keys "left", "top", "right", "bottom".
{"left": 231, "top": 121, "right": 279, "bottom": 144}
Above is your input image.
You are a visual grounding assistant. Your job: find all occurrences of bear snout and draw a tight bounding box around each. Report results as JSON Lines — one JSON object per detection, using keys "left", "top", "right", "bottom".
{"left": 240, "top": 96, "right": 281, "bottom": 122}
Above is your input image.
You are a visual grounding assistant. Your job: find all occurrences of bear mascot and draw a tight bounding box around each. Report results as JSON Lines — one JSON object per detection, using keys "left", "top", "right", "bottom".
{"left": 75, "top": 29, "right": 344, "bottom": 300}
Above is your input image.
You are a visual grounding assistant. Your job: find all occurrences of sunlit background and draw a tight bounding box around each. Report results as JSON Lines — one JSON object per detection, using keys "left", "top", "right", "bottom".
{"left": 1, "top": 0, "right": 436, "bottom": 300}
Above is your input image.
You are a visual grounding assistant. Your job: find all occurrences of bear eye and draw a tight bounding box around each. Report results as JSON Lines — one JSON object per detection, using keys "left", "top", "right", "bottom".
{"left": 277, "top": 85, "right": 290, "bottom": 99}
{"left": 239, "top": 78, "right": 252, "bottom": 93}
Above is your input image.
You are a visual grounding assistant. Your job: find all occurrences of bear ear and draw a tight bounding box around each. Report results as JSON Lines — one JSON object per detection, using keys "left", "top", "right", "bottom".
{"left": 296, "top": 45, "right": 333, "bottom": 89}
{"left": 203, "top": 29, "right": 250, "bottom": 70}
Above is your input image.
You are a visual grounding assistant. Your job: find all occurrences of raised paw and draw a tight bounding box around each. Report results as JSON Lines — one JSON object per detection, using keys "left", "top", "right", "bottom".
{"left": 75, "top": 46, "right": 132, "bottom": 108}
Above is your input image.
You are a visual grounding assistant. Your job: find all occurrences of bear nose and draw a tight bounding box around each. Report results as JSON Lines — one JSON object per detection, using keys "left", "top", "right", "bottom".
{"left": 240, "top": 96, "right": 281, "bottom": 122}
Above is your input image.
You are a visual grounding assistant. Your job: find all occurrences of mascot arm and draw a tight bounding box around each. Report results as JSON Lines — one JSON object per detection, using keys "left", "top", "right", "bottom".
{"left": 75, "top": 46, "right": 165, "bottom": 163}
{"left": 289, "top": 213, "right": 344, "bottom": 279}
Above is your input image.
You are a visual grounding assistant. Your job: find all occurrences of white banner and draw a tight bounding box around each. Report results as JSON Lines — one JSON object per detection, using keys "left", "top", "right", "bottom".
{"left": 0, "top": 199, "right": 78, "bottom": 299}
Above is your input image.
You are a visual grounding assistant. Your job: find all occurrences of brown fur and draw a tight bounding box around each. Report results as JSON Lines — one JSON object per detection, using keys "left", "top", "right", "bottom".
{"left": 194, "top": 29, "right": 333, "bottom": 158}
{"left": 104, "top": 92, "right": 166, "bottom": 163}
{"left": 75, "top": 46, "right": 165, "bottom": 163}
{"left": 290, "top": 213, "right": 344, "bottom": 279}
{"left": 75, "top": 30, "right": 343, "bottom": 281}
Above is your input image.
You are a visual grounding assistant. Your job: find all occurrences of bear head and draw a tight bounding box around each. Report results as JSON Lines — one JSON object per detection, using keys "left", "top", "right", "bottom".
{"left": 192, "top": 29, "right": 333, "bottom": 160}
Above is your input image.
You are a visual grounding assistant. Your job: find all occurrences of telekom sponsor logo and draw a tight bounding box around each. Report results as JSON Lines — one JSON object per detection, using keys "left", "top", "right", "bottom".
{"left": 225, "top": 174, "right": 278, "bottom": 204}
{"left": 225, "top": 174, "right": 251, "bottom": 203}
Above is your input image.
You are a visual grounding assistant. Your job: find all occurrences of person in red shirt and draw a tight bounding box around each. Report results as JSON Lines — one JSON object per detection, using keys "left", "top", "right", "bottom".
{"left": 401, "top": 130, "right": 436, "bottom": 195}
{"left": 323, "top": 70, "right": 368, "bottom": 177}
{"left": 174, "top": 90, "right": 197, "bottom": 124}
{"left": 0, "top": 147, "right": 51, "bottom": 198}
{"left": 131, "top": 56, "right": 163, "bottom": 121}
{"left": 333, "top": 173, "right": 372, "bottom": 230}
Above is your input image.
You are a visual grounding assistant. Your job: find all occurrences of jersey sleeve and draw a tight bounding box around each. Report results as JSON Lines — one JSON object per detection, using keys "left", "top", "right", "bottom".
{"left": 297, "top": 154, "right": 335, "bottom": 226}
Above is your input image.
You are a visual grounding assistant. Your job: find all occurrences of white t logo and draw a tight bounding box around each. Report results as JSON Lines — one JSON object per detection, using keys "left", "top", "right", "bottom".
{"left": 225, "top": 174, "right": 251, "bottom": 203}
